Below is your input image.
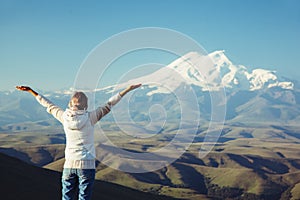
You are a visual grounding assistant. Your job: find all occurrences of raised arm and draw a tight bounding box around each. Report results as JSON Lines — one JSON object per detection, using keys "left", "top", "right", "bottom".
{"left": 90, "top": 84, "right": 142, "bottom": 124}
{"left": 16, "top": 85, "right": 64, "bottom": 123}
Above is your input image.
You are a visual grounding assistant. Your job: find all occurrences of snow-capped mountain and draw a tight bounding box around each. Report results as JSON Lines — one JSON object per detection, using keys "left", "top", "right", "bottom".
{"left": 210, "top": 50, "right": 293, "bottom": 91}
{"left": 1, "top": 50, "right": 299, "bottom": 130}
{"left": 117, "top": 50, "right": 294, "bottom": 94}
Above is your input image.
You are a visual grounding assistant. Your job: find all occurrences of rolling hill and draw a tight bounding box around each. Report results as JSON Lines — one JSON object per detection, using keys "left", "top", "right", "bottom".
{"left": 2, "top": 124, "right": 300, "bottom": 199}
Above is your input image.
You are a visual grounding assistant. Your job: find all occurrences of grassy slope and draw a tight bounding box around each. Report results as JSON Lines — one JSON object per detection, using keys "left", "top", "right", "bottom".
{"left": 2, "top": 124, "right": 300, "bottom": 199}
{"left": 291, "top": 183, "right": 300, "bottom": 200}
{"left": 44, "top": 148, "right": 300, "bottom": 199}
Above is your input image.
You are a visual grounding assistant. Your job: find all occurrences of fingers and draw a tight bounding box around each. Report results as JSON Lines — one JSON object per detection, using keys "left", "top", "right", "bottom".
{"left": 16, "top": 86, "right": 23, "bottom": 90}
{"left": 131, "top": 84, "right": 142, "bottom": 90}
{"left": 16, "top": 86, "right": 30, "bottom": 91}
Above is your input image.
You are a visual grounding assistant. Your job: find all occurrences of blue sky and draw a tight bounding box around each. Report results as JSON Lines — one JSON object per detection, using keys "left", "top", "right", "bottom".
{"left": 1, "top": 0, "right": 299, "bottom": 91}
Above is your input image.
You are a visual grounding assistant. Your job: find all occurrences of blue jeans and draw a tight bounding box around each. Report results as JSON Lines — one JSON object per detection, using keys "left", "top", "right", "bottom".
{"left": 62, "top": 168, "right": 95, "bottom": 200}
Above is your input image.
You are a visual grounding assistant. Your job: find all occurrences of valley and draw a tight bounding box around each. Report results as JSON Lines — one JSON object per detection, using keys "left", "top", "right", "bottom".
{"left": 1, "top": 123, "right": 300, "bottom": 199}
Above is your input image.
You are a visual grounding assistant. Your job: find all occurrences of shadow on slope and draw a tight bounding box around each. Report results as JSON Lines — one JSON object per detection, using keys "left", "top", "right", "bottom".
{"left": 0, "top": 145, "right": 65, "bottom": 167}
{"left": 227, "top": 153, "right": 289, "bottom": 175}
{"left": 173, "top": 162, "right": 208, "bottom": 194}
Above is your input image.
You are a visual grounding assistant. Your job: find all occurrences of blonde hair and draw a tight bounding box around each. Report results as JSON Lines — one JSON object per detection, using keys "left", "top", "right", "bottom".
{"left": 68, "top": 91, "right": 88, "bottom": 110}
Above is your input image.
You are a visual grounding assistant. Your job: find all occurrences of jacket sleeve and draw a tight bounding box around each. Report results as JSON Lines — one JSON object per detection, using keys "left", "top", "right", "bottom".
{"left": 35, "top": 94, "right": 64, "bottom": 123}
{"left": 89, "top": 93, "right": 122, "bottom": 125}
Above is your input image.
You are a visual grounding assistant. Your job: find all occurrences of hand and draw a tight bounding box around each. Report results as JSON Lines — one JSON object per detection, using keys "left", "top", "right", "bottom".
{"left": 16, "top": 86, "right": 38, "bottom": 97}
{"left": 127, "top": 84, "right": 142, "bottom": 91}
{"left": 16, "top": 86, "right": 32, "bottom": 91}
{"left": 119, "top": 84, "right": 142, "bottom": 97}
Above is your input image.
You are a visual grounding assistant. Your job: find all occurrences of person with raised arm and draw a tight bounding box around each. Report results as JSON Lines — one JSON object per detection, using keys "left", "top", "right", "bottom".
{"left": 16, "top": 84, "right": 141, "bottom": 200}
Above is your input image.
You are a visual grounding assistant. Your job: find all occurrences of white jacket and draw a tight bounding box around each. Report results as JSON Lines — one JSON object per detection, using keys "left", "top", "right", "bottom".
{"left": 36, "top": 93, "right": 122, "bottom": 169}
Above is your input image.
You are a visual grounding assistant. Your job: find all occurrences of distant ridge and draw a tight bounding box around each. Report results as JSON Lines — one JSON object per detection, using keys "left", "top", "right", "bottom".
{"left": 0, "top": 50, "right": 299, "bottom": 127}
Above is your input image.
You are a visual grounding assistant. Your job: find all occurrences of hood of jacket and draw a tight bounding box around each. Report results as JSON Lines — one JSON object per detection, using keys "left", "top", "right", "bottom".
{"left": 63, "top": 109, "right": 89, "bottom": 130}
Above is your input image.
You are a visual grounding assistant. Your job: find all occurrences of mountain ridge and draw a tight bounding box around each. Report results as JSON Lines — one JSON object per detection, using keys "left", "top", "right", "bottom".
{"left": 0, "top": 50, "right": 299, "bottom": 127}
{"left": 1, "top": 50, "right": 295, "bottom": 94}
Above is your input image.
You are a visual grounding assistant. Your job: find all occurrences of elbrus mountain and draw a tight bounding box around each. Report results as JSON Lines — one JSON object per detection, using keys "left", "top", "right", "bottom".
{"left": 1, "top": 50, "right": 299, "bottom": 130}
